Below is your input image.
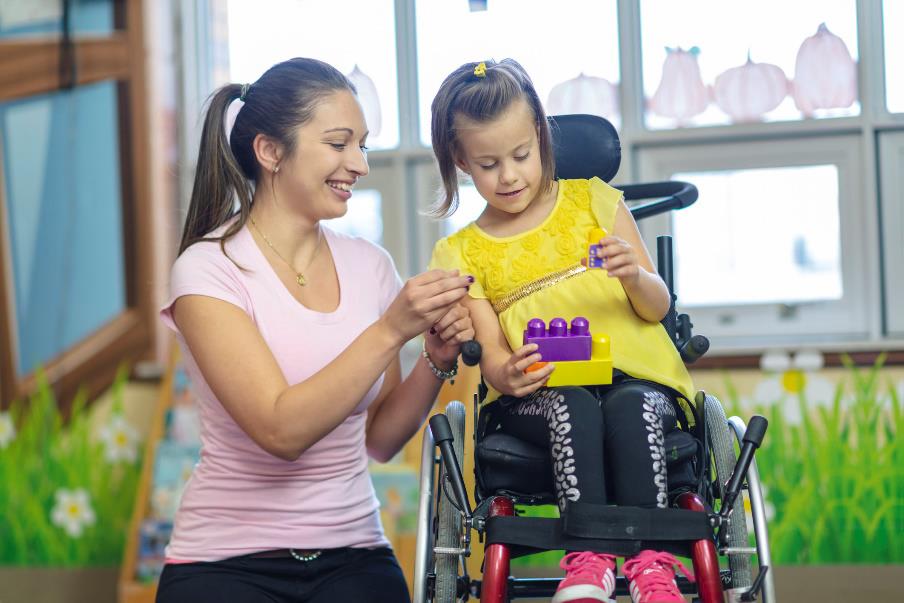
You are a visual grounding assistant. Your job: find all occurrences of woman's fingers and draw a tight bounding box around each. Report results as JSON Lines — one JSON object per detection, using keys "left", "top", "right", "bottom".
{"left": 438, "top": 316, "right": 471, "bottom": 342}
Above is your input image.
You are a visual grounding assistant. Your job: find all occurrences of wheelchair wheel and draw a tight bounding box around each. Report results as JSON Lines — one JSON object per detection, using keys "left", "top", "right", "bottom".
{"left": 703, "top": 393, "right": 753, "bottom": 589}
{"left": 433, "top": 401, "right": 466, "bottom": 603}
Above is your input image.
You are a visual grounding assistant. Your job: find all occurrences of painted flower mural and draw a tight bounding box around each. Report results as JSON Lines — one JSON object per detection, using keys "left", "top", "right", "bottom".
{"left": 51, "top": 488, "right": 97, "bottom": 538}
{"left": 99, "top": 413, "right": 140, "bottom": 463}
{"left": 0, "top": 411, "right": 15, "bottom": 449}
{"left": 753, "top": 349, "right": 836, "bottom": 425}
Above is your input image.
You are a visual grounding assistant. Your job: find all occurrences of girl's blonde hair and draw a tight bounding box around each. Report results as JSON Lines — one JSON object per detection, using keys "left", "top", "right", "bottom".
{"left": 429, "top": 58, "right": 555, "bottom": 218}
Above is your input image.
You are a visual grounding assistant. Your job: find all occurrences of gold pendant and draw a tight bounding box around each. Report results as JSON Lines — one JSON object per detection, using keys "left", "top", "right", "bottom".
{"left": 296, "top": 273, "right": 307, "bottom": 286}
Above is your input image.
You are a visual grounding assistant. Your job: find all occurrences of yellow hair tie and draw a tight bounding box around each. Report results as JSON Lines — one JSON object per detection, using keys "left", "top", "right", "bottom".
{"left": 474, "top": 62, "right": 487, "bottom": 78}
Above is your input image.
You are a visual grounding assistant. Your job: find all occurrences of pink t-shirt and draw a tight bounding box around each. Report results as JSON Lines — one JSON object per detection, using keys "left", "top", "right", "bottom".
{"left": 159, "top": 221, "right": 402, "bottom": 561}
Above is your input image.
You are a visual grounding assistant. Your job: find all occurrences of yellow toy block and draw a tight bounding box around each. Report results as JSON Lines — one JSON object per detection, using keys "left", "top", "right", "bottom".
{"left": 544, "top": 334, "right": 613, "bottom": 387}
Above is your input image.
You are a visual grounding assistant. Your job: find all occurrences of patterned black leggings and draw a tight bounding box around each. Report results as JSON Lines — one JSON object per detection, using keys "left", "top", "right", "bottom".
{"left": 481, "top": 380, "right": 680, "bottom": 512}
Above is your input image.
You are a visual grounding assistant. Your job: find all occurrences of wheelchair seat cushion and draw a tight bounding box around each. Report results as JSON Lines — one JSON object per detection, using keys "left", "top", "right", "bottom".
{"left": 476, "top": 432, "right": 554, "bottom": 496}
{"left": 476, "top": 430, "right": 700, "bottom": 497}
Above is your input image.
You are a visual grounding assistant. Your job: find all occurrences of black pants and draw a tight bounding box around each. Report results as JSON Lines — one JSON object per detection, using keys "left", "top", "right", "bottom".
{"left": 481, "top": 380, "right": 679, "bottom": 512}
{"left": 156, "top": 547, "right": 410, "bottom": 603}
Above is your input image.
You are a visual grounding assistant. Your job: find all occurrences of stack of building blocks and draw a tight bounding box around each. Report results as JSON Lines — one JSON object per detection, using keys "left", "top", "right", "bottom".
{"left": 523, "top": 316, "right": 612, "bottom": 387}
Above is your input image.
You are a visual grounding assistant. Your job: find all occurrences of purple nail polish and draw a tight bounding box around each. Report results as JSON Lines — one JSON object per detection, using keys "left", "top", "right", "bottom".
{"left": 429, "top": 327, "right": 436, "bottom": 335}
{"left": 467, "top": 275, "right": 475, "bottom": 283}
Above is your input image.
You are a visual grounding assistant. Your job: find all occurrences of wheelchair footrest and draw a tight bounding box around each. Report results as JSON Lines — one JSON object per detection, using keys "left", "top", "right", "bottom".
{"left": 506, "top": 575, "right": 707, "bottom": 598}
{"left": 485, "top": 504, "right": 712, "bottom": 560}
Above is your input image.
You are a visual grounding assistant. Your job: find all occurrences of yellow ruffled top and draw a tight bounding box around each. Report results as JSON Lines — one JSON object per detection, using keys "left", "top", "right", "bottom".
{"left": 429, "top": 177, "right": 694, "bottom": 406}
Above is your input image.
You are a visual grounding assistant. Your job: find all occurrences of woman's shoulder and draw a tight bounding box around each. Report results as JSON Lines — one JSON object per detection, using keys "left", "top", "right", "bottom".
{"left": 324, "top": 227, "right": 398, "bottom": 273}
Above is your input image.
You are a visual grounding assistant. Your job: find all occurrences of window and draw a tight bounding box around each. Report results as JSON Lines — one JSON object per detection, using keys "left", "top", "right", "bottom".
{"left": 639, "top": 0, "right": 859, "bottom": 129}
{"left": 325, "top": 189, "right": 384, "bottom": 244}
{"left": 203, "top": 0, "right": 903, "bottom": 360}
{"left": 415, "top": 0, "right": 620, "bottom": 145}
{"left": 671, "top": 166, "right": 842, "bottom": 307}
{"left": 225, "top": 0, "right": 399, "bottom": 149}
{"left": 1, "top": 82, "right": 127, "bottom": 376}
{"left": 637, "top": 136, "right": 871, "bottom": 347}
{"left": 878, "top": 132, "right": 904, "bottom": 337}
{"left": 884, "top": 0, "right": 904, "bottom": 114}
{"left": 441, "top": 185, "right": 485, "bottom": 238}
{"left": 0, "top": 0, "right": 154, "bottom": 405}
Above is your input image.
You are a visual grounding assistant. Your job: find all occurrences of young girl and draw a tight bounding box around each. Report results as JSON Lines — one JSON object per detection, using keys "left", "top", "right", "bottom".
{"left": 428, "top": 59, "right": 696, "bottom": 603}
{"left": 156, "top": 57, "right": 475, "bottom": 603}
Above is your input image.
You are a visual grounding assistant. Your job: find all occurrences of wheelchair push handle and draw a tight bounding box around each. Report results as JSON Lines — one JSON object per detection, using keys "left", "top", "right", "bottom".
{"left": 624, "top": 181, "right": 698, "bottom": 221}
{"left": 719, "top": 415, "right": 768, "bottom": 522}
{"left": 429, "top": 414, "right": 473, "bottom": 518}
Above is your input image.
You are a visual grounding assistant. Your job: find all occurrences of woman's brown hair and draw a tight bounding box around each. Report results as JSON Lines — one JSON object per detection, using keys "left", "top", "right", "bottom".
{"left": 179, "top": 58, "right": 356, "bottom": 254}
{"left": 429, "top": 58, "right": 555, "bottom": 217}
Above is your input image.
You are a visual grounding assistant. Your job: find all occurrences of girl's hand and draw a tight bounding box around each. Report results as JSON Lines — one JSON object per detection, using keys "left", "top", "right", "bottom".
{"left": 424, "top": 303, "right": 475, "bottom": 368}
{"left": 596, "top": 235, "right": 643, "bottom": 285}
{"left": 381, "top": 270, "right": 473, "bottom": 344}
{"left": 494, "top": 344, "right": 556, "bottom": 398}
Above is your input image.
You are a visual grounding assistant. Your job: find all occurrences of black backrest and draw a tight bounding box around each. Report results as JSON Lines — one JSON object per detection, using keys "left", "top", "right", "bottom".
{"left": 549, "top": 114, "right": 621, "bottom": 183}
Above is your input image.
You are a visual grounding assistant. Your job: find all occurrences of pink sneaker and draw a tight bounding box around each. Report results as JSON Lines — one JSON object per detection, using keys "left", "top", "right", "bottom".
{"left": 551, "top": 551, "right": 617, "bottom": 603}
{"left": 622, "top": 550, "right": 695, "bottom": 603}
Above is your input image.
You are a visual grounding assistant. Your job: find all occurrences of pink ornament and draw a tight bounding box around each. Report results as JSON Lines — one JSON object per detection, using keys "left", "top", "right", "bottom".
{"left": 792, "top": 23, "right": 857, "bottom": 117}
{"left": 713, "top": 54, "right": 789, "bottom": 123}
{"left": 346, "top": 65, "right": 382, "bottom": 136}
{"left": 547, "top": 73, "right": 619, "bottom": 123}
{"left": 649, "top": 47, "right": 709, "bottom": 124}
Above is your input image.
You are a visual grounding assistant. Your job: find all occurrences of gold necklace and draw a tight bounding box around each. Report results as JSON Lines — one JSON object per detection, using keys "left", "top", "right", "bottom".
{"left": 250, "top": 217, "right": 322, "bottom": 287}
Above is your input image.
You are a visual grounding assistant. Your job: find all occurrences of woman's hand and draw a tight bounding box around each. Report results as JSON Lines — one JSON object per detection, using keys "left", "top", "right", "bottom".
{"left": 492, "top": 343, "right": 556, "bottom": 398}
{"left": 595, "top": 234, "right": 643, "bottom": 285}
{"left": 424, "top": 303, "right": 474, "bottom": 368}
{"left": 380, "top": 269, "right": 473, "bottom": 345}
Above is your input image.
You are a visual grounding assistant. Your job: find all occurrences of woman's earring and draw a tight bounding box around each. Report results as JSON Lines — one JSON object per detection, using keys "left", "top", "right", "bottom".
{"left": 273, "top": 165, "right": 280, "bottom": 174}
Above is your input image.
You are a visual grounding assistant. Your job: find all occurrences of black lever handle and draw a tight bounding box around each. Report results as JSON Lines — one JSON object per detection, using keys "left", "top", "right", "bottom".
{"left": 720, "top": 416, "right": 768, "bottom": 521}
{"left": 429, "top": 414, "right": 472, "bottom": 518}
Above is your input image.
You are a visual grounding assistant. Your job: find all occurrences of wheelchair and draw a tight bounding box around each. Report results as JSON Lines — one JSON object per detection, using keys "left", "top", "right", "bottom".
{"left": 413, "top": 115, "right": 775, "bottom": 603}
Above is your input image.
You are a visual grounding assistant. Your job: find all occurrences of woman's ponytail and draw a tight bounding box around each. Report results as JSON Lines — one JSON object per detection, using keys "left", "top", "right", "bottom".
{"left": 178, "top": 84, "right": 254, "bottom": 254}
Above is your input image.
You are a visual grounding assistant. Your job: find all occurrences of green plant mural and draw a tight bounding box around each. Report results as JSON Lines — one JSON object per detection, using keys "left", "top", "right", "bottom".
{"left": 0, "top": 367, "right": 142, "bottom": 566}
{"left": 724, "top": 356, "right": 903, "bottom": 564}
{"left": 512, "top": 357, "right": 903, "bottom": 568}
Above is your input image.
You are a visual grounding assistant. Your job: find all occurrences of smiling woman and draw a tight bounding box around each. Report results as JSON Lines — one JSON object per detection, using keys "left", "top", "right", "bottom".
{"left": 155, "top": 57, "right": 476, "bottom": 603}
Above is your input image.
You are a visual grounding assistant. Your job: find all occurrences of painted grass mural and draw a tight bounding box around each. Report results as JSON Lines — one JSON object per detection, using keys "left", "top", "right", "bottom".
{"left": 724, "top": 356, "right": 903, "bottom": 564}
{"left": 0, "top": 368, "right": 142, "bottom": 566}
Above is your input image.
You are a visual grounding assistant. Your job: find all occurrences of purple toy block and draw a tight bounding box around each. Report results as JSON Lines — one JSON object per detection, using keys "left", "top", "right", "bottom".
{"left": 522, "top": 316, "right": 592, "bottom": 362}
{"left": 588, "top": 243, "right": 606, "bottom": 268}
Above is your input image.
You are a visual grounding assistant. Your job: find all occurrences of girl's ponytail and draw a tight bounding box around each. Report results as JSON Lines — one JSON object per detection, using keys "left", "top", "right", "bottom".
{"left": 178, "top": 83, "right": 254, "bottom": 255}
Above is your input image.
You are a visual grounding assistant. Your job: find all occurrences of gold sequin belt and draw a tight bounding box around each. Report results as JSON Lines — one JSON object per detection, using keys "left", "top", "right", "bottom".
{"left": 490, "top": 263, "right": 586, "bottom": 314}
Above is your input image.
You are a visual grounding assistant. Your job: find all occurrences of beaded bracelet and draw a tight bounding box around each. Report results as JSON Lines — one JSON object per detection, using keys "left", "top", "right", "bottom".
{"left": 422, "top": 341, "right": 458, "bottom": 381}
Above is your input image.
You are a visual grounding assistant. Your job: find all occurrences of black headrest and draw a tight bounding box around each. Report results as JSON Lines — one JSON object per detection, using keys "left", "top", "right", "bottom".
{"left": 548, "top": 114, "right": 621, "bottom": 183}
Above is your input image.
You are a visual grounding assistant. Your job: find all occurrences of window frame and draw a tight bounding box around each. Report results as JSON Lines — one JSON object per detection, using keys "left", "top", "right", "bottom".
{"left": 0, "top": 0, "right": 154, "bottom": 407}
{"left": 197, "top": 0, "right": 904, "bottom": 366}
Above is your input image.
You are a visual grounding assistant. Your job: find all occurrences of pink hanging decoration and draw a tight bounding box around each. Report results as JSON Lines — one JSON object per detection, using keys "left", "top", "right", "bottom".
{"left": 713, "top": 54, "right": 789, "bottom": 123}
{"left": 346, "top": 65, "right": 382, "bottom": 137}
{"left": 649, "top": 47, "right": 709, "bottom": 124}
{"left": 792, "top": 23, "right": 857, "bottom": 117}
{"left": 546, "top": 73, "right": 619, "bottom": 124}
